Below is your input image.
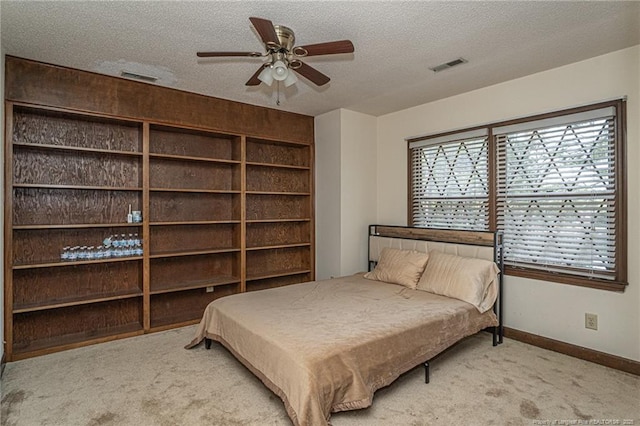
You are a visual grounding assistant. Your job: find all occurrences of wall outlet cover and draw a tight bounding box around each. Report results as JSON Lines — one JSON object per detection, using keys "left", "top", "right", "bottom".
{"left": 585, "top": 313, "right": 598, "bottom": 330}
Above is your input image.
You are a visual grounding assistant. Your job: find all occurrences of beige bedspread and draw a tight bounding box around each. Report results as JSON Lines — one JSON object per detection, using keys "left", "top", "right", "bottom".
{"left": 186, "top": 273, "right": 498, "bottom": 426}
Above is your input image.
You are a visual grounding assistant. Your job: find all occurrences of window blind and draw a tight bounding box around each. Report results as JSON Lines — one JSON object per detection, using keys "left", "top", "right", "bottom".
{"left": 496, "top": 111, "right": 617, "bottom": 279}
{"left": 410, "top": 132, "right": 489, "bottom": 230}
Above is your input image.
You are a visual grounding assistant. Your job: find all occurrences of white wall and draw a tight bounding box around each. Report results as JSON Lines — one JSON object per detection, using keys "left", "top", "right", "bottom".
{"left": 315, "top": 110, "right": 342, "bottom": 279}
{"left": 338, "top": 109, "right": 377, "bottom": 276}
{"left": 1, "top": 49, "right": 5, "bottom": 366}
{"left": 376, "top": 45, "right": 640, "bottom": 361}
{"left": 315, "top": 109, "right": 377, "bottom": 279}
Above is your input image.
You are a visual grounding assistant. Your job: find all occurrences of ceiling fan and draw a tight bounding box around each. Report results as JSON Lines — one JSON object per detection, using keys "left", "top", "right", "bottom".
{"left": 197, "top": 17, "right": 354, "bottom": 87}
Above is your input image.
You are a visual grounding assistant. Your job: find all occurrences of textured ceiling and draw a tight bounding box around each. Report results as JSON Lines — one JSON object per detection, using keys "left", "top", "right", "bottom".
{"left": 1, "top": 1, "right": 639, "bottom": 117}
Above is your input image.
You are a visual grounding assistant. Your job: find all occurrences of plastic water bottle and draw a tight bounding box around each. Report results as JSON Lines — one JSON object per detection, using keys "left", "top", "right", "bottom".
{"left": 61, "top": 246, "right": 71, "bottom": 261}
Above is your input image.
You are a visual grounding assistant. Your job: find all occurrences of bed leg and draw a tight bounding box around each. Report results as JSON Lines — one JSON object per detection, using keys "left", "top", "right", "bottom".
{"left": 424, "top": 361, "right": 430, "bottom": 384}
{"left": 493, "top": 326, "right": 498, "bottom": 346}
{"left": 205, "top": 338, "right": 212, "bottom": 349}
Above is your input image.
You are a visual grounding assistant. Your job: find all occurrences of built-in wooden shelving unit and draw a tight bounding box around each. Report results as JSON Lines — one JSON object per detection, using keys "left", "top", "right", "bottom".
{"left": 4, "top": 56, "right": 314, "bottom": 360}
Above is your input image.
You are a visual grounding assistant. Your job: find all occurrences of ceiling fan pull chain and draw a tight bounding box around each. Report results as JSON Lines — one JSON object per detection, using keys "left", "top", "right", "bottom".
{"left": 276, "top": 80, "right": 281, "bottom": 106}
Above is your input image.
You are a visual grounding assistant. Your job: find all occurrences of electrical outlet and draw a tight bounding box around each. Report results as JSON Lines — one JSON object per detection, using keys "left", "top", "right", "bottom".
{"left": 585, "top": 313, "right": 598, "bottom": 330}
{"left": 206, "top": 286, "right": 215, "bottom": 293}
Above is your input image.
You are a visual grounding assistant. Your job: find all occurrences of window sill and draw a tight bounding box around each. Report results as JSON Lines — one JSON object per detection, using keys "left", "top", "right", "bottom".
{"left": 504, "top": 266, "right": 628, "bottom": 292}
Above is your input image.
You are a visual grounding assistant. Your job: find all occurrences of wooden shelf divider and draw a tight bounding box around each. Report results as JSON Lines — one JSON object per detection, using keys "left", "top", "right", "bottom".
{"left": 13, "top": 256, "right": 143, "bottom": 270}
{"left": 149, "top": 152, "right": 241, "bottom": 164}
{"left": 149, "top": 276, "right": 241, "bottom": 295}
{"left": 150, "top": 188, "right": 241, "bottom": 194}
{"left": 246, "top": 269, "right": 313, "bottom": 281}
{"left": 13, "top": 183, "right": 143, "bottom": 191}
{"left": 14, "top": 291, "right": 144, "bottom": 314}
{"left": 245, "top": 161, "right": 310, "bottom": 170}
{"left": 14, "top": 142, "right": 143, "bottom": 157}
{"left": 149, "top": 248, "right": 241, "bottom": 259}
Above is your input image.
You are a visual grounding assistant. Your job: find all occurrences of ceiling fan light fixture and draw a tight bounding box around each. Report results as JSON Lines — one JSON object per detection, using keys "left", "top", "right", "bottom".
{"left": 283, "top": 70, "right": 298, "bottom": 87}
{"left": 258, "top": 66, "right": 274, "bottom": 86}
{"left": 272, "top": 60, "right": 289, "bottom": 81}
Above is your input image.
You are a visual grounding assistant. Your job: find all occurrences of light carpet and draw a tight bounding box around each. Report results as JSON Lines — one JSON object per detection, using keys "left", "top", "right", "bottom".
{"left": 1, "top": 325, "right": 638, "bottom": 425}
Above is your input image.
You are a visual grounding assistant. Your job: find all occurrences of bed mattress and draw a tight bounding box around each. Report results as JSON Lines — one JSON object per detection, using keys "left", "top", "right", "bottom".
{"left": 186, "top": 273, "right": 498, "bottom": 426}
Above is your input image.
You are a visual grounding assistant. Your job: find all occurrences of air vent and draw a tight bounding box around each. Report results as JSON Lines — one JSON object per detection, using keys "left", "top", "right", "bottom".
{"left": 429, "top": 58, "right": 468, "bottom": 73}
{"left": 120, "top": 71, "right": 158, "bottom": 83}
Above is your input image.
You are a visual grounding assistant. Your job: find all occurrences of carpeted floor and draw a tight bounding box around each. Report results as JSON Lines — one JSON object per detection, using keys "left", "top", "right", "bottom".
{"left": 1, "top": 325, "right": 638, "bottom": 426}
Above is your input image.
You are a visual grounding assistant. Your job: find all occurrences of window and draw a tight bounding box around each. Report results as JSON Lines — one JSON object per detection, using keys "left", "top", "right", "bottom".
{"left": 409, "top": 129, "right": 489, "bottom": 231}
{"left": 408, "top": 100, "right": 627, "bottom": 291}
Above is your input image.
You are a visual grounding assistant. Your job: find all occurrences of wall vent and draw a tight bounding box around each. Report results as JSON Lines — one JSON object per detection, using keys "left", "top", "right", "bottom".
{"left": 120, "top": 71, "right": 158, "bottom": 83}
{"left": 429, "top": 58, "right": 468, "bottom": 73}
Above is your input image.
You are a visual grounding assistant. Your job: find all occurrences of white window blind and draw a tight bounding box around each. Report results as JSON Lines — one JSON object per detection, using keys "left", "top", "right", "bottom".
{"left": 496, "top": 108, "right": 617, "bottom": 279}
{"left": 410, "top": 131, "right": 489, "bottom": 230}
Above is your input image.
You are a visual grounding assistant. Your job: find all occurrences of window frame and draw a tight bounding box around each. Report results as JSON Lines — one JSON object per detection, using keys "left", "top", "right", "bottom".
{"left": 407, "top": 99, "right": 627, "bottom": 292}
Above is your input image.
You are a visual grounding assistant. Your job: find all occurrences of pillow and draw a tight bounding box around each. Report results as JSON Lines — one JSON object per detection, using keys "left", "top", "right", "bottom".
{"left": 416, "top": 250, "right": 499, "bottom": 313}
{"left": 364, "top": 247, "right": 429, "bottom": 289}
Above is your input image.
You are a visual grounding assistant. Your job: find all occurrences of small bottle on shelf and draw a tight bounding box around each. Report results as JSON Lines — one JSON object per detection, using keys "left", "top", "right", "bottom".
{"left": 61, "top": 246, "right": 71, "bottom": 261}
{"left": 116, "top": 237, "right": 125, "bottom": 256}
{"left": 78, "top": 246, "right": 89, "bottom": 260}
{"left": 68, "top": 246, "right": 79, "bottom": 261}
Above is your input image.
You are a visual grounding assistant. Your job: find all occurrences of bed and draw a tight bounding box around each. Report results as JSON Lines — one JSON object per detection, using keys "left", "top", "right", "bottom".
{"left": 186, "top": 225, "right": 504, "bottom": 426}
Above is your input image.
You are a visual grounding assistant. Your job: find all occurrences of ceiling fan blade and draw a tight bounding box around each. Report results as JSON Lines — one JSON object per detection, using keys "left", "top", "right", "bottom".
{"left": 294, "top": 62, "right": 330, "bottom": 86}
{"left": 294, "top": 40, "right": 354, "bottom": 57}
{"left": 197, "top": 51, "right": 263, "bottom": 58}
{"left": 245, "top": 65, "right": 266, "bottom": 86}
{"left": 249, "top": 17, "right": 279, "bottom": 46}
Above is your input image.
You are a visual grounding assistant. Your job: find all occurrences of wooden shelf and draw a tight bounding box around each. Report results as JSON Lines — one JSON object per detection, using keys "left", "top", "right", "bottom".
{"left": 13, "top": 223, "right": 142, "bottom": 230}
{"left": 12, "top": 323, "right": 144, "bottom": 357}
{"left": 13, "top": 183, "right": 143, "bottom": 191}
{"left": 13, "top": 142, "right": 142, "bottom": 157}
{"left": 246, "top": 161, "right": 310, "bottom": 170}
{"left": 13, "top": 256, "right": 143, "bottom": 270}
{"left": 150, "top": 276, "right": 240, "bottom": 295}
{"left": 246, "top": 269, "right": 312, "bottom": 281}
{"left": 150, "top": 248, "right": 240, "bottom": 259}
{"left": 246, "top": 191, "right": 311, "bottom": 196}
{"left": 149, "top": 191, "right": 240, "bottom": 223}
{"left": 150, "top": 315, "right": 200, "bottom": 330}
{"left": 149, "top": 284, "right": 238, "bottom": 329}
{"left": 245, "top": 273, "right": 311, "bottom": 292}
{"left": 149, "top": 152, "right": 240, "bottom": 164}
{"left": 150, "top": 220, "right": 241, "bottom": 226}
{"left": 246, "top": 138, "right": 311, "bottom": 169}
{"left": 14, "top": 290, "right": 143, "bottom": 313}
{"left": 149, "top": 319, "right": 201, "bottom": 333}
{"left": 247, "top": 243, "right": 311, "bottom": 251}
{"left": 246, "top": 218, "right": 311, "bottom": 223}
{"left": 150, "top": 188, "right": 240, "bottom": 194}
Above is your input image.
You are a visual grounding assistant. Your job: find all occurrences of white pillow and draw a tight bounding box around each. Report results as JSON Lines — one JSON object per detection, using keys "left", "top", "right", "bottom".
{"left": 364, "top": 247, "right": 429, "bottom": 289}
{"left": 416, "top": 250, "right": 499, "bottom": 312}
